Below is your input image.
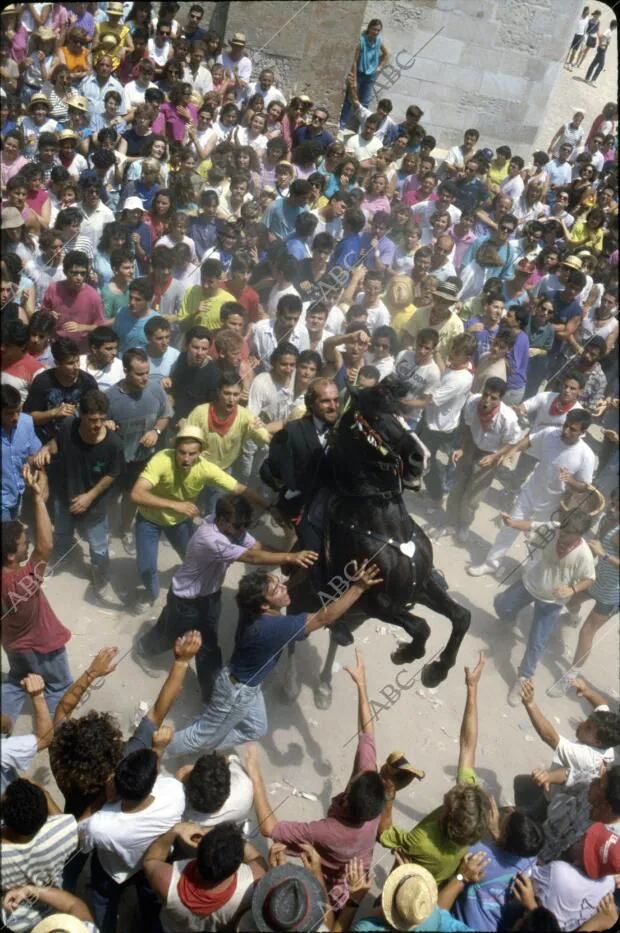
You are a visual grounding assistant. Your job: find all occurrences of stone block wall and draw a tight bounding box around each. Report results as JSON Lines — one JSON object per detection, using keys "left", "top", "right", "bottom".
{"left": 363, "top": 0, "right": 584, "bottom": 152}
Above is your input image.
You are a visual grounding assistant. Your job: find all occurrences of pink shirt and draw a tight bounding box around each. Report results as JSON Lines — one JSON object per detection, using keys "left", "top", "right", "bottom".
{"left": 1, "top": 559, "right": 71, "bottom": 654}
{"left": 272, "top": 733, "right": 379, "bottom": 908}
{"left": 25, "top": 189, "right": 50, "bottom": 214}
{"left": 41, "top": 282, "right": 104, "bottom": 354}
{"left": 1, "top": 154, "right": 28, "bottom": 190}
{"left": 153, "top": 102, "right": 199, "bottom": 143}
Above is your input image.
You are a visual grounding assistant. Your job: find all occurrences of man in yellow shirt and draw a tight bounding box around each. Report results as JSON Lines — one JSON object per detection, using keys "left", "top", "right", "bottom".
{"left": 130, "top": 425, "right": 267, "bottom": 611}
{"left": 403, "top": 278, "right": 464, "bottom": 369}
{"left": 185, "top": 372, "right": 271, "bottom": 512}
{"left": 177, "top": 258, "right": 235, "bottom": 332}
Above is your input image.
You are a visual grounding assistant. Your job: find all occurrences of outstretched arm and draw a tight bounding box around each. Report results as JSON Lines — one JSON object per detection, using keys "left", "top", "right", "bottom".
{"left": 521, "top": 680, "right": 559, "bottom": 749}
{"left": 344, "top": 649, "right": 374, "bottom": 737}
{"left": 570, "top": 676, "right": 608, "bottom": 710}
{"left": 457, "top": 652, "right": 485, "bottom": 774}
{"left": 146, "top": 632, "right": 202, "bottom": 727}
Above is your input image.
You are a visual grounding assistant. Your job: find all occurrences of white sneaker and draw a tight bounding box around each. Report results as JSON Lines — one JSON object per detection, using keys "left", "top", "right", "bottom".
{"left": 467, "top": 561, "right": 498, "bottom": 577}
{"left": 508, "top": 677, "right": 527, "bottom": 707}
{"left": 547, "top": 667, "right": 582, "bottom": 698}
{"left": 121, "top": 532, "right": 136, "bottom": 556}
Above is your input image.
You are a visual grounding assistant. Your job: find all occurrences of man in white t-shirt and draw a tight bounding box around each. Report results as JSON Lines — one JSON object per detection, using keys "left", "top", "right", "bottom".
{"left": 417, "top": 332, "right": 476, "bottom": 502}
{"left": 177, "top": 751, "right": 254, "bottom": 827}
{"left": 0, "top": 674, "right": 52, "bottom": 794}
{"left": 410, "top": 181, "right": 462, "bottom": 238}
{"left": 245, "top": 69, "right": 286, "bottom": 108}
{"left": 221, "top": 33, "right": 253, "bottom": 105}
{"left": 493, "top": 510, "right": 596, "bottom": 704}
{"left": 394, "top": 328, "right": 441, "bottom": 430}
{"left": 79, "top": 735, "right": 185, "bottom": 932}
{"left": 354, "top": 271, "right": 391, "bottom": 332}
{"left": 79, "top": 327, "right": 124, "bottom": 391}
{"left": 345, "top": 115, "right": 383, "bottom": 168}
{"left": 509, "top": 372, "right": 584, "bottom": 490}
{"left": 469, "top": 410, "right": 596, "bottom": 575}
{"left": 440, "top": 378, "right": 521, "bottom": 543}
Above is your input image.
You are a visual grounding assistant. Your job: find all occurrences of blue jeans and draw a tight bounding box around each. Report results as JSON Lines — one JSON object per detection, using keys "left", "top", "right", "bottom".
{"left": 53, "top": 500, "right": 109, "bottom": 573}
{"left": 2, "top": 646, "right": 72, "bottom": 724}
{"left": 339, "top": 69, "right": 377, "bottom": 127}
{"left": 165, "top": 667, "right": 268, "bottom": 758}
{"left": 135, "top": 513, "right": 195, "bottom": 602}
{"left": 1, "top": 498, "right": 21, "bottom": 521}
{"left": 417, "top": 420, "right": 457, "bottom": 501}
{"left": 494, "top": 579, "right": 562, "bottom": 679}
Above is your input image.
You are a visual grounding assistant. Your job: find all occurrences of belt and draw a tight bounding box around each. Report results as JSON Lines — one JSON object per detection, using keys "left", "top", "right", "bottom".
{"left": 229, "top": 671, "right": 238, "bottom": 684}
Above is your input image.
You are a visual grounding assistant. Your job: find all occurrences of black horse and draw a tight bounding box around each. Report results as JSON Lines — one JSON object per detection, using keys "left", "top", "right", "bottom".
{"left": 286, "top": 376, "right": 471, "bottom": 708}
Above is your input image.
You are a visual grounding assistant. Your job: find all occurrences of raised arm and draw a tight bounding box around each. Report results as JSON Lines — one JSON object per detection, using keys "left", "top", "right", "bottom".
{"left": 22, "top": 465, "right": 52, "bottom": 568}
{"left": 304, "top": 560, "right": 383, "bottom": 634}
{"left": 53, "top": 647, "right": 119, "bottom": 725}
{"left": 344, "top": 649, "right": 374, "bottom": 736}
{"left": 520, "top": 679, "right": 560, "bottom": 749}
{"left": 458, "top": 652, "right": 485, "bottom": 774}
{"left": 146, "top": 632, "right": 202, "bottom": 727}
{"left": 244, "top": 743, "right": 278, "bottom": 838}
{"left": 570, "top": 675, "right": 609, "bottom": 710}
{"left": 20, "top": 674, "right": 53, "bottom": 751}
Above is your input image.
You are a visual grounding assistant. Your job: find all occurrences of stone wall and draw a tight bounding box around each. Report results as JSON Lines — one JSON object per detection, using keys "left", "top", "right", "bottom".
{"left": 219, "top": 1, "right": 366, "bottom": 120}
{"left": 363, "top": 0, "right": 585, "bottom": 152}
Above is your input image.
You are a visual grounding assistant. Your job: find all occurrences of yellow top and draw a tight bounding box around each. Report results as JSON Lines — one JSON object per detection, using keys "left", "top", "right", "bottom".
{"left": 390, "top": 303, "right": 417, "bottom": 336}
{"left": 137, "top": 449, "right": 237, "bottom": 526}
{"left": 569, "top": 220, "right": 604, "bottom": 255}
{"left": 404, "top": 305, "right": 464, "bottom": 364}
{"left": 178, "top": 286, "right": 237, "bottom": 331}
{"left": 487, "top": 158, "right": 509, "bottom": 189}
{"left": 186, "top": 404, "right": 270, "bottom": 469}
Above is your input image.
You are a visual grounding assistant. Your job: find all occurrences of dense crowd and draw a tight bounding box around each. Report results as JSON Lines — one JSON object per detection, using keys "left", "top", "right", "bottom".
{"left": 1, "top": 4, "right": 619, "bottom": 933}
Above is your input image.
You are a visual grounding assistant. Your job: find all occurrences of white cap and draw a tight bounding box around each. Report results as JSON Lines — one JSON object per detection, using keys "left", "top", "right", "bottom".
{"left": 122, "top": 196, "right": 145, "bottom": 212}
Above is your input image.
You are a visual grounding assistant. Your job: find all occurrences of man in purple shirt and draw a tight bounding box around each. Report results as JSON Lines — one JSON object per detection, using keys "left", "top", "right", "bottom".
{"left": 503, "top": 306, "right": 530, "bottom": 405}
{"left": 360, "top": 211, "right": 396, "bottom": 272}
{"left": 134, "top": 494, "right": 317, "bottom": 702}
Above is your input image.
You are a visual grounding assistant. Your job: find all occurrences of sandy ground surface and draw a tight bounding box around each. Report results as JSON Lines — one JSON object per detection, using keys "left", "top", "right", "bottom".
{"left": 2, "top": 36, "right": 619, "bottom": 923}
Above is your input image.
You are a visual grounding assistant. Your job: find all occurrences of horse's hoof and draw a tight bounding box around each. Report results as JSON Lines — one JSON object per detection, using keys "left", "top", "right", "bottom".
{"left": 314, "top": 681, "right": 332, "bottom": 710}
{"left": 330, "top": 620, "right": 354, "bottom": 647}
{"left": 421, "top": 661, "right": 449, "bottom": 688}
{"left": 391, "top": 643, "right": 423, "bottom": 665}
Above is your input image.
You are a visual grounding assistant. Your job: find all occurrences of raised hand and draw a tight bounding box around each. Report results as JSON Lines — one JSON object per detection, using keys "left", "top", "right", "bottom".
{"left": 290, "top": 550, "right": 319, "bottom": 568}
{"left": 87, "top": 646, "right": 119, "bottom": 679}
{"left": 344, "top": 648, "right": 366, "bottom": 687}
{"left": 173, "top": 630, "right": 202, "bottom": 662}
{"left": 20, "top": 674, "right": 45, "bottom": 697}
{"left": 464, "top": 652, "right": 485, "bottom": 689}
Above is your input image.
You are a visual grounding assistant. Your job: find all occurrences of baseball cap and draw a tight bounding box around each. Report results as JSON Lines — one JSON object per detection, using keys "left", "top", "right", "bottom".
{"left": 583, "top": 823, "right": 620, "bottom": 879}
{"left": 122, "top": 196, "right": 145, "bottom": 212}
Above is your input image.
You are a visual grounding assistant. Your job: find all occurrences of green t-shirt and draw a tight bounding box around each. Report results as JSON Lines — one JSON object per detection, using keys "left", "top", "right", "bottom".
{"left": 379, "top": 767, "right": 478, "bottom": 884}
{"left": 101, "top": 282, "right": 129, "bottom": 320}
{"left": 137, "top": 449, "right": 237, "bottom": 526}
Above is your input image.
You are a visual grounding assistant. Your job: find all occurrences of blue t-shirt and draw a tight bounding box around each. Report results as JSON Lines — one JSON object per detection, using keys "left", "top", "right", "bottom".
{"left": 353, "top": 906, "right": 473, "bottom": 931}
{"left": 112, "top": 308, "right": 158, "bottom": 356}
{"left": 263, "top": 197, "right": 309, "bottom": 240}
{"left": 551, "top": 296, "right": 582, "bottom": 356}
{"left": 452, "top": 841, "right": 532, "bottom": 932}
{"left": 1, "top": 414, "right": 41, "bottom": 509}
{"left": 147, "top": 346, "right": 180, "bottom": 388}
{"left": 229, "top": 612, "right": 308, "bottom": 686}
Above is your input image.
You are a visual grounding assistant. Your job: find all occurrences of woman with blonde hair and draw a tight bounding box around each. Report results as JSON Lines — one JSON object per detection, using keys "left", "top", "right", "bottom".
{"left": 384, "top": 274, "right": 416, "bottom": 335}
{"left": 59, "top": 26, "right": 91, "bottom": 84}
{"left": 361, "top": 171, "right": 391, "bottom": 218}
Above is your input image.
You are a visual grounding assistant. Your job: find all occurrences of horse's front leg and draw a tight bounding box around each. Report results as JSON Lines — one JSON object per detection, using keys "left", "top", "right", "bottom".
{"left": 416, "top": 575, "right": 471, "bottom": 687}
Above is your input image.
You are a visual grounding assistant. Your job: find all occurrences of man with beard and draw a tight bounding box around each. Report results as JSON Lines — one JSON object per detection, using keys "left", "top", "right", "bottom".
{"left": 261, "top": 377, "right": 340, "bottom": 558}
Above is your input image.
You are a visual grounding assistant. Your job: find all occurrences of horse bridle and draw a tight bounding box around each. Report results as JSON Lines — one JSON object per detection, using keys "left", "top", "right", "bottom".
{"left": 351, "top": 411, "right": 404, "bottom": 476}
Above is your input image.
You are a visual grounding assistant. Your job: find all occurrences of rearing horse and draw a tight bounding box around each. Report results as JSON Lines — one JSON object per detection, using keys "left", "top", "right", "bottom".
{"left": 288, "top": 376, "right": 471, "bottom": 709}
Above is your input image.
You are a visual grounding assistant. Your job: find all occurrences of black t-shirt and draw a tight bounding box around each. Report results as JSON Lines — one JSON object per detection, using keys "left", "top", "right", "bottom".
{"left": 122, "top": 128, "right": 155, "bottom": 157}
{"left": 55, "top": 417, "right": 125, "bottom": 519}
{"left": 170, "top": 354, "right": 221, "bottom": 423}
{"left": 23, "top": 369, "right": 98, "bottom": 443}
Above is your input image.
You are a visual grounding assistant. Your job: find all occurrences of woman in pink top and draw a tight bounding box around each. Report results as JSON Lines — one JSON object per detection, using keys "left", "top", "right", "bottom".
{"left": 361, "top": 172, "right": 391, "bottom": 218}
{"left": 0, "top": 131, "right": 28, "bottom": 193}
{"left": 281, "top": 96, "right": 304, "bottom": 156}
{"left": 153, "top": 84, "right": 198, "bottom": 144}
{"left": 403, "top": 170, "right": 439, "bottom": 207}
{"left": 21, "top": 164, "right": 51, "bottom": 232}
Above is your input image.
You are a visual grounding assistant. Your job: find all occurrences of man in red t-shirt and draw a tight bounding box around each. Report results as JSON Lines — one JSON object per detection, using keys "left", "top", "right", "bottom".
{"left": 41, "top": 250, "right": 104, "bottom": 354}
{"left": 1, "top": 321, "right": 44, "bottom": 402}
{"left": 246, "top": 649, "right": 400, "bottom": 909}
{"left": 1, "top": 465, "right": 72, "bottom": 724}
{"left": 222, "top": 255, "right": 263, "bottom": 324}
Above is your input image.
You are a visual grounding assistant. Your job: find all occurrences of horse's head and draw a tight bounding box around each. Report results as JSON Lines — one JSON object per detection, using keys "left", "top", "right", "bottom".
{"left": 342, "top": 375, "right": 429, "bottom": 490}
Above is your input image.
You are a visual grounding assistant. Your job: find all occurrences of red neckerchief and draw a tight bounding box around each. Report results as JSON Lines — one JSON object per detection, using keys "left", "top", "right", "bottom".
{"left": 478, "top": 400, "right": 500, "bottom": 429}
{"left": 177, "top": 861, "right": 237, "bottom": 917}
{"left": 556, "top": 537, "right": 582, "bottom": 560}
{"left": 549, "top": 395, "right": 576, "bottom": 417}
{"left": 208, "top": 404, "right": 237, "bottom": 436}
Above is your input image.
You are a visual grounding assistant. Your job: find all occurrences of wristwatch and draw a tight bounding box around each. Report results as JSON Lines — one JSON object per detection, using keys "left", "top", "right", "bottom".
{"left": 154, "top": 427, "right": 162, "bottom": 436}
{"left": 456, "top": 873, "right": 465, "bottom": 883}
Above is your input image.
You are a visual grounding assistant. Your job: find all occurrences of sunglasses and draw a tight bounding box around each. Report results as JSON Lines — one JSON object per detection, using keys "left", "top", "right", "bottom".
{"left": 499, "top": 225, "right": 514, "bottom": 233}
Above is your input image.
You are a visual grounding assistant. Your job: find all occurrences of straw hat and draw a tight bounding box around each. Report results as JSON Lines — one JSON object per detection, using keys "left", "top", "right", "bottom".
{"left": 175, "top": 426, "right": 206, "bottom": 448}
{"left": 382, "top": 864, "right": 438, "bottom": 931}
{"left": 560, "top": 255, "right": 583, "bottom": 271}
{"left": 1, "top": 206, "right": 25, "bottom": 229}
{"left": 27, "top": 93, "right": 52, "bottom": 111}
{"left": 57, "top": 129, "right": 79, "bottom": 143}
{"left": 383, "top": 751, "right": 425, "bottom": 790}
{"left": 0, "top": 5, "right": 18, "bottom": 13}
{"left": 100, "top": 33, "right": 119, "bottom": 49}
{"left": 432, "top": 278, "right": 461, "bottom": 302}
{"left": 36, "top": 26, "right": 56, "bottom": 40}
{"left": 228, "top": 32, "right": 247, "bottom": 47}
{"left": 107, "top": 1, "right": 124, "bottom": 15}
{"left": 67, "top": 95, "right": 89, "bottom": 113}
{"left": 33, "top": 915, "right": 91, "bottom": 933}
